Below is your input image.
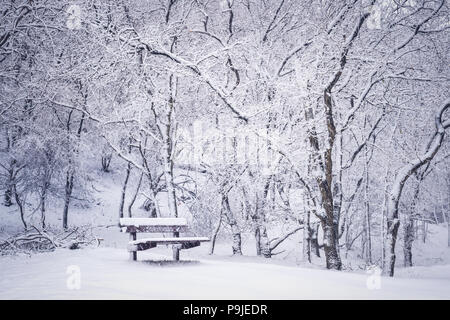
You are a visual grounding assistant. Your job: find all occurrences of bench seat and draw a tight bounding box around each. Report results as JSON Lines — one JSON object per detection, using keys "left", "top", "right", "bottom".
{"left": 119, "top": 217, "right": 209, "bottom": 261}
{"left": 127, "top": 237, "right": 210, "bottom": 252}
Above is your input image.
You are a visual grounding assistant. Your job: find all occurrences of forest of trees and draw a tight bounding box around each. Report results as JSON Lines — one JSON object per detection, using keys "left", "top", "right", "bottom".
{"left": 0, "top": 0, "right": 449, "bottom": 277}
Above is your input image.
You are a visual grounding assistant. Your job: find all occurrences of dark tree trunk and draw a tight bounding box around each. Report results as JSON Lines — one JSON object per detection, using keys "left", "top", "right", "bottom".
{"left": 209, "top": 213, "right": 222, "bottom": 255}
{"left": 40, "top": 193, "right": 46, "bottom": 229}
{"left": 62, "top": 95, "right": 86, "bottom": 230}
{"left": 4, "top": 187, "right": 13, "bottom": 207}
{"left": 40, "top": 183, "right": 49, "bottom": 229}
{"left": 257, "top": 224, "right": 271, "bottom": 258}
{"left": 259, "top": 181, "right": 271, "bottom": 258}
{"left": 127, "top": 172, "right": 143, "bottom": 218}
{"left": 305, "top": 103, "right": 341, "bottom": 270}
{"left": 310, "top": 222, "right": 321, "bottom": 257}
{"left": 4, "top": 160, "right": 16, "bottom": 207}
{"left": 447, "top": 213, "right": 450, "bottom": 247}
{"left": 403, "top": 216, "right": 414, "bottom": 267}
{"left": 403, "top": 177, "right": 423, "bottom": 268}
{"left": 385, "top": 218, "right": 400, "bottom": 277}
{"left": 13, "top": 184, "right": 26, "bottom": 230}
{"left": 101, "top": 153, "right": 112, "bottom": 172}
{"left": 255, "top": 225, "right": 261, "bottom": 256}
{"left": 223, "top": 195, "right": 242, "bottom": 255}
{"left": 63, "top": 170, "right": 74, "bottom": 230}
{"left": 314, "top": 12, "right": 371, "bottom": 270}
{"left": 303, "top": 205, "right": 311, "bottom": 262}
{"left": 119, "top": 161, "right": 131, "bottom": 219}
{"left": 322, "top": 220, "right": 341, "bottom": 269}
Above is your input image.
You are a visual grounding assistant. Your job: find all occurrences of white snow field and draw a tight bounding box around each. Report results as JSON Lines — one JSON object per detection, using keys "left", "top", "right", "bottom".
{"left": 1, "top": 245, "right": 449, "bottom": 300}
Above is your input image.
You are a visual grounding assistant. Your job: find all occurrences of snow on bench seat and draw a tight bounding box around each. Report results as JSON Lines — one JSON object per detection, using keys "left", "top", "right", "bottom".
{"left": 127, "top": 237, "right": 210, "bottom": 251}
{"left": 120, "top": 218, "right": 188, "bottom": 233}
{"left": 119, "top": 218, "right": 187, "bottom": 227}
{"left": 129, "top": 237, "right": 210, "bottom": 245}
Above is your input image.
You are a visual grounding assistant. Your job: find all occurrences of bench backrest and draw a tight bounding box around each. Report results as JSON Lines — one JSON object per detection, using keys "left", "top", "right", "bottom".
{"left": 119, "top": 218, "right": 188, "bottom": 233}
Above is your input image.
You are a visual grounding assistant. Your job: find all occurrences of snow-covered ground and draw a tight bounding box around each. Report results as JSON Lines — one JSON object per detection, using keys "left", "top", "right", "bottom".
{"left": 1, "top": 245, "right": 449, "bottom": 299}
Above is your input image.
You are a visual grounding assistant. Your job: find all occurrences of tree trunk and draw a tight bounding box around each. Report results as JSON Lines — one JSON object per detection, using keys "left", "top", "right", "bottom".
{"left": 403, "top": 216, "right": 414, "bottom": 267}
{"left": 258, "top": 224, "right": 271, "bottom": 258}
{"left": 253, "top": 179, "right": 271, "bottom": 258}
{"left": 223, "top": 195, "right": 242, "bottom": 255}
{"left": 259, "top": 180, "right": 272, "bottom": 258}
{"left": 3, "top": 160, "right": 15, "bottom": 207}
{"left": 421, "top": 220, "right": 427, "bottom": 243}
{"left": 383, "top": 99, "right": 449, "bottom": 276}
{"left": 446, "top": 145, "right": 450, "bottom": 248}
{"left": 164, "top": 155, "right": 178, "bottom": 218}
{"left": 318, "top": 146, "right": 341, "bottom": 269}
{"left": 4, "top": 187, "right": 13, "bottom": 207}
{"left": 40, "top": 193, "right": 46, "bottom": 229}
{"left": 448, "top": 213, "right": 450, "bottom": 247}
{"left": 322, "top": 221, "right": 341, "bottom": 269}
{"left": 62, "top": 98, "right": 86, "bottom": 230}
{"left": 403, "top": 176, "right": 423, "bottom": 268}
{"left": 40, "top": 184, "right": 48, "bottom": 230}
{"left": 303, "top": 198, "right": 311, "bottom": 262}
{"left": 384, "top": 217, "right": 400, "bottom": 276}
{"left": 101, "top": 153, "right": 112, "bottom": 172}
{"left": 364, "top": 151, "right": 372, "bottom": 264}
{"left": 127, "top": 172, "right": 143, "bottom": 218}
{"left": 209, "top": 213, "right": 222, "bottom": 255}
{"left": 63, "top": 170, "right": 74, "bottom": 230}
{"left": 255, "top": 225, "right": 261, "bottom": 256}
{"left": 162, "top": 75, "right": 180, "bottom": 260}
{"left": 13, "top": 183, "right": 26, "bottom": 230}
{"left": 315, "top": 11, "right": 372, "bottom": 270}
{"left": 310, "top": 222, "right": 320, "bottom": 257}
{"left": 119, "top": 161, "right": 131, "bottom": 219}
{"left": 305, "top": 102, "right": 341, "bottom": 270}
{"left": 163, "top": 127, "right": 178, "bottom": 219}
{"left": 313, "top": 13, "right": 371, "bottom": 270}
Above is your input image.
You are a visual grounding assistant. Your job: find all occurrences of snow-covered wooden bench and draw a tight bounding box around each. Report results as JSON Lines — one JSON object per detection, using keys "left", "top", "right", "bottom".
{"left": 119, "top": 218, "right": 209, "bottom": 261}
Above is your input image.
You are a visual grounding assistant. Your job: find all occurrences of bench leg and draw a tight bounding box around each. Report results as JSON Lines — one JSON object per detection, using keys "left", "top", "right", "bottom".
{"left": 130, "top": 251, "right": 137, "bottom": 261}
{"left": 173, "top": 231, "right": 180, "bottom": 261}
{"left": 130, "top": 232, "right": 137, "bottom": 261}
{"left": 173, "top": 247, "right": 180, "bottom": 261}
